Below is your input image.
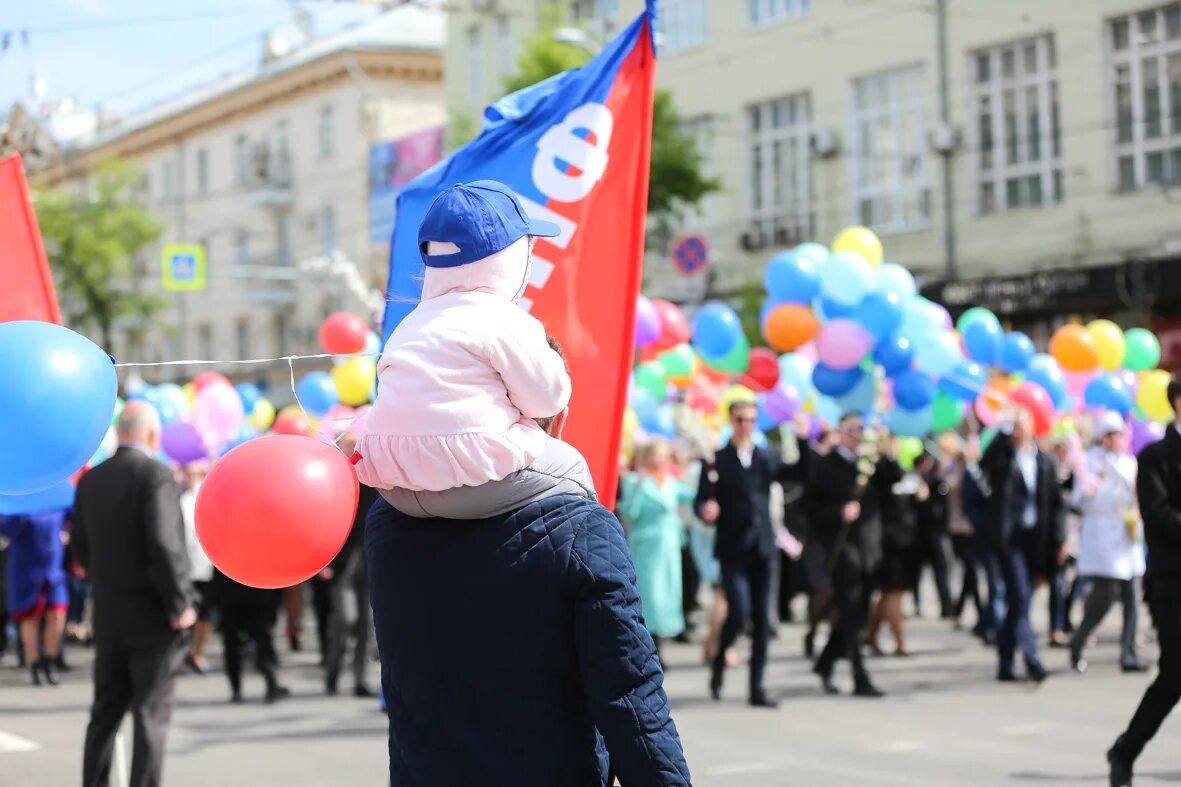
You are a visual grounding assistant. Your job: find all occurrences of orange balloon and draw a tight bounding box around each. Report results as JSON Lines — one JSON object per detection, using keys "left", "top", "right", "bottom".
{"left": 1050, "top": 324, "right": 1100, "bottom": 372}
{"left": 763, "top": 304, "right": 820, "bottom": 353}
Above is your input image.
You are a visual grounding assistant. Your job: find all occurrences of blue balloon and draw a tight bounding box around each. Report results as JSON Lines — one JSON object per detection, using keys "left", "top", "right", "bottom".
{"left": 756, "top": 395, "right": 781, "bottom": 432}
{"left": 874, "top": 335, "right": 915, "bottom": 377}
{"left": 640, "top": 405, "right": 677, "bottom": 438}
{"left": 1025, "top": 354, "right": 1067, "bottom": 409}
{"left": 759, "top": 299, "right": 781, "bottom": 329}
{"left": 153, "top": 383, "right": 187, "bottom": 426}
{"left": 961, "top": 317, "right": 1003, "bottom": 366}
{"left": 835, "top": 373, "right": 876, "bottom": 414}
{"left": 894, "top": 369, "right": 936, "bottom": 410}
{"left": 235, "top": 383, "right": 262, "bottom": 414}
{"left": 854, "top": 291, "right": 905, "bottom": 340}
{"left": 692, "top": 302, "right": 743, "bottom": 359}
{"left": 296, "top": 371, "right": 339, "bottom": 417}
{"left": 1084, "top": 374, "right": 1133, "bottom": 415}
{"left": 887, "top": 405, "right": 933, "bottom": 438}
{"left": 220, "top": 423, "right": 260, "bottom": 457}
{"left": 778, "top": 353, "right": 815, "bottom": 395}
{"left": 0, "top": 479, "right": 75, "bottom": 515}
{"left": 876, "top": 263, "right": 917, "bottom": 300}
{"left": 794, "top": 242, "right": 830, "bottom": 265}
{"left": 913, "top": 332, "right": 964, "bottom": 378}
{"left": 815, "top": 296, "right": 856, "bottom": 322}
{"left": 1000, "top": 332, "right": 1035, "bottom": 373}
{"left": 940, "top": 361, "right": 988, "bottom": 402}
{"left": 812, "top": 395, "right": 843, "bottom": 425}
{"left": 898, "top": 298, "right": 945, "bottom": 345}
{"left": 0, "top": 321, "right": 118, "bottom": 495}
{"left": 812, "top": 363, "right": 863, "bottom": 397}
{"left": 764, "top": 250, "right": 820, "bottom": 305}
{"left": 631, "top": 388, "right": 661, "bottom": 423}
{"left": 819, "top": 252, "right": 874, "bottom": 307}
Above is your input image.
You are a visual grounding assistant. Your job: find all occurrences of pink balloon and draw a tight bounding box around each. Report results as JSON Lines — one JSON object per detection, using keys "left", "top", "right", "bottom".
{"left": 194, "top": 382, "right": 245, "bottom": 452}
{"left": 816, "top": 319, "right": 874, "bottom": 371}
{"left": 1063, "top": 370, "right": 1095, "bottom": 399}
{"left": 797, "top": 341, "right": 818, "bottom": 364}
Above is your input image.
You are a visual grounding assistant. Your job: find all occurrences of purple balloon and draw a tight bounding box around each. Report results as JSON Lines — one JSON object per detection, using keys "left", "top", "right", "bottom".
{"left": 807, "top": 414, "right": 825, "bottom": 441}
{"left": 635, "top": 295, "right": 661, "bottom": 348}
{"left": 816, "top": 319, "right": 874, "bottom": 370}
{"left": 162, "top": 421, "right": 206, "bottom": 465}
{"left": 765, "top": 383, "right": 803, "bottom": 423}
{"left": 1131, "top": 419, "right": 1165, "bottom": 455}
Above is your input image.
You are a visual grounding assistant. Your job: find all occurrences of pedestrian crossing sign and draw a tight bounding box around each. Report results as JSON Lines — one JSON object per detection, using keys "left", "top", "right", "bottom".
{"left": 162, "top": 243, "right": 206, "bottom": 291}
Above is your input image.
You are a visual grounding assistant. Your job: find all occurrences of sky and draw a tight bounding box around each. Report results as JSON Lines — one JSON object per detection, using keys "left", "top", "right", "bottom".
{"left": 0, "top": 0, "right": 383, "bottom": 119}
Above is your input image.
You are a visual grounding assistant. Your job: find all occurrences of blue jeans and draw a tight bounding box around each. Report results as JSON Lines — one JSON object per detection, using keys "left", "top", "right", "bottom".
{"left": 997, "top": 528, "right": 1043, "bottom": 676}
{"left": 714, "top": 554, "right": 774, "bottom": 697}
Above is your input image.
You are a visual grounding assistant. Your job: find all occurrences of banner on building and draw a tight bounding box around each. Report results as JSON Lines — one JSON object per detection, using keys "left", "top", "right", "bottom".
{"left": 382, "top": 3, "right": 657, "bottom": 509}
{"left": 0, "top": 154, "right": 61, "bottom": 324}
{"left": 368, "top": 126, "right": 445, "bottom": 245}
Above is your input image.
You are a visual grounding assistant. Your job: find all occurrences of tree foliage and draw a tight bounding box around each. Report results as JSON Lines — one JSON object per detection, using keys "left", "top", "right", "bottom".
{"left": 36, "top": 159, "right": 164, "bottom": 351}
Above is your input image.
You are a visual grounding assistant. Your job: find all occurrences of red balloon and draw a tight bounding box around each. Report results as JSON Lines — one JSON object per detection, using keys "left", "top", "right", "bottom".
{"left": 273, "top": 410, "right": 316, "bottom": 437}
{"left": 320, "top": 312, "right": 369, "bottom": 355}
{"left": 651, "top": 299, "right": 689, "bottom": 350}
{"left": 196, "top": 435, "right": 358, "bottom": 588}
{"left": 739, "top": 348, "right": 780, "bottom": 393}
{"left": 1010, "top": 381, "right": 1055, "bottom": 438}
{"left": 192, "top": 371, "right": 231, "bottom": 393}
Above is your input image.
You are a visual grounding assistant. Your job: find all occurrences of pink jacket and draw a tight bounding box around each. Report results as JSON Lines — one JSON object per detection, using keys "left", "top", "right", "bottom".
{"left": 355, "top": 237, "right": 571, "bottom": 491}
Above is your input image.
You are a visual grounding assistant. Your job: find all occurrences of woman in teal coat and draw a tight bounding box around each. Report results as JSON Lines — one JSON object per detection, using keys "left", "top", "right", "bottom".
{"left": 617, "top": 440, "right": 687, "bottom": 648}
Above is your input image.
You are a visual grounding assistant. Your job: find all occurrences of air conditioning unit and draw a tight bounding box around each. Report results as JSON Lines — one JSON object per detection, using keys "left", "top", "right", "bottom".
{"left": 810, "top": 128, "right": 839, "bottom": 158}
{"left": 928, "top": 123, "right": 962, "bottom": 154}
{"left": 740, "top": 226, "right": 768, "bottom": 252}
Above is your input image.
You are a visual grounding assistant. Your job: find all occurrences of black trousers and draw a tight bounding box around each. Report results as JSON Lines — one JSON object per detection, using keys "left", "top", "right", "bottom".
{"left": 713, "top": 553, "right": 773, "bottom": 697}
{"left": 914, "top": 531, "right": 954, "bottom": 616}
{"left": 220, "top": 601, "right": 279, "bottom": 696}
{"left": 1114, "top": 575, "right": 1181, "bottom": 763}
{"left": 814, "top": 558, "right": 870, "bottom": 686}
{"left": 82, "top": 631, "right": 184, "bottom": 787}
{"left": 325, "top": 556, "right": 371, "bottom": 691}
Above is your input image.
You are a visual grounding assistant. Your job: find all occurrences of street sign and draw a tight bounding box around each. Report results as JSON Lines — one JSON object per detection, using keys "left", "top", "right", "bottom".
{"left": 162, "top": 243, "right": 206, "bottom": 291}
{"left": 671, "top": 234, "right": 709, "bottom": 277}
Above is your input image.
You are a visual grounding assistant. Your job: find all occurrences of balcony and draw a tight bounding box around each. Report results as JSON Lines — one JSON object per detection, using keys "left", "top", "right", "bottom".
{"left": 242, "top": 143, "right": 292, "bottom": 209}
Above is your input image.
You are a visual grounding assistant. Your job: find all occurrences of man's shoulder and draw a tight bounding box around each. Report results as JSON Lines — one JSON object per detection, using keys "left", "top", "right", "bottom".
{"left": 508, "top": 495, "right": 618, "bottom": 533}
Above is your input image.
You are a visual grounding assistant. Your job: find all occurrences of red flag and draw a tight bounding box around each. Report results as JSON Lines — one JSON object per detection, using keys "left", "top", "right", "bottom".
{"left": 0, "top": 154, "right": 61, "bottom": 324}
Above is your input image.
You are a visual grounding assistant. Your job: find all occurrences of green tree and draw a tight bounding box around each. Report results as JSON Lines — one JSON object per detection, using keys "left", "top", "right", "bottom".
{"left": 502, "top": 31, "right": 719, "bottom": 247}
{"left": 36, "top": 159, "right": 164, "bottom": 351}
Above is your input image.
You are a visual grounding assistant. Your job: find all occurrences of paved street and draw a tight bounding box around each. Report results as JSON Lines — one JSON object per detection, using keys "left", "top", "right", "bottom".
{"left": 2, "top": 596, "right": 1180, "bottom": 786}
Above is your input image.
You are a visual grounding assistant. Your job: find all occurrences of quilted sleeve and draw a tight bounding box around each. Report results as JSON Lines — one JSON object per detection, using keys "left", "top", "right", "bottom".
{"left": 567, "top": 504, "right": 692, "bottom": 786}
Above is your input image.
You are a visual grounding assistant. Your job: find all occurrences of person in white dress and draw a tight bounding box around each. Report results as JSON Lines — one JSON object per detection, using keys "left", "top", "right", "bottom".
{"left": 180, "top": 463, "right": 215, "bottom": 673}
{"left": 1069, "top": 411, "right": 1147, "bottom": 674}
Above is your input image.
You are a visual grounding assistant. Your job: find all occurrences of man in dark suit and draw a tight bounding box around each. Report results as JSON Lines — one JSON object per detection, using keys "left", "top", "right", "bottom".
{"left": 807, "top": 413, "right": 897, "bottom": 698}
{"left": 969, "top": 409, "right": 1064, "bottom": 684}
{"left": 696, "top": 400, "right": 807, "bottom": 708}
{"left": 1108, "top": 378, "right": 1181, "bottom": 787}
{"left": 74, "top": 402, "right": 194, "bottom": 787}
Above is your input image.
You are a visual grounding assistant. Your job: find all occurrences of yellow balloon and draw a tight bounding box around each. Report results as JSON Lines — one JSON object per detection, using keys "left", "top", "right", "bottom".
{"left": 1087, "top": 319, "right": 1126, "bottom": 371}
{"left": 832, "top": 225, "right": 884, "bottom": 268}
{"left": 333, "top": 358, "right": 377, "bottom": 407}
{"left": 718, "top": 384, "right": 756, "bottom": 422}
{"left": 1137, "top": 369, "right": 1173, "bottom": 423}
{"left": 183, "top": 383, "right": 196, "bottom": 409}
{"left": 248, "top": 398, "right": 276, "bottom": 430}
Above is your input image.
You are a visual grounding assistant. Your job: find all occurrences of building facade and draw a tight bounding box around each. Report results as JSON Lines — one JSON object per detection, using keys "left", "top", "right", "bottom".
{"left": 445, "top": 0, "right": 1181, "bottom": 349}
{"left": 57, "top": 6, "right": 445, "bottom": 382}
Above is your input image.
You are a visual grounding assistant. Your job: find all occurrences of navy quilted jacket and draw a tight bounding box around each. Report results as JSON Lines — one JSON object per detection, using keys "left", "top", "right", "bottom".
{"left": 366, "top": 494, "right": 692, "bottom": 786}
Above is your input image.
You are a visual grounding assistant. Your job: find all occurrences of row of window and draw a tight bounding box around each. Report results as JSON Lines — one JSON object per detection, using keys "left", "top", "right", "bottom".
{"left": 741, "top": 4, "right": 1181, "bottom": 237}
{"left": 192, "top": 311, "right": 290, "bottom": 363}
{"left": 156, "top": 104, "right": 335, "bottom": 201}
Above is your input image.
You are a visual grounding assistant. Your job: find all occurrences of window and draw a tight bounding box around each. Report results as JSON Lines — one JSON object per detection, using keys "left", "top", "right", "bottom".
{"left": 749, "top": 0, "right": 810, "bottom": 26}
{"left": 195, "top": 148, "right": 209, "bottom": 196}
{"left": 161, "top": 160, "right": 173, "bottom": 201}
{"left": 1109, "top": 4, "right": 1181, "bottom": 189}
{"left": 236, "top": 318, "right": 251, "bottom": 360}
{"left": 747, "top": 94, "right": 813, "bottom": 244}
{"left": 197, "top": 323, "right": 213, "bottom": 360}
{"left": 659, "top": 0, "right": 708, "bottom": 54}
{"left": 235, "top": 229, "right": 250, "bottom": 267}
{"left": 234, "top": 135, "right": 249, "bottom": 185}
{"left": 571, "top": 0, "right": 619, "bottom": 25}
{"left": 850, "top": 65, "right": 932, "bottom": 233}
{"left": 276, "top": 216, "right": 292, "bottom": 266}
{"left": 497, "top": 16, "right": 515, "bottom": 76}
{"left": 970, "top": 35, "right": 1062, "bottom": 212}
{"left": 466, "top": 24, "right": 484, "bottom": 104}
{"left": 318, "top": 104, "right": 334, "bottom": 159}
{"left": 321, "top": 205, "right": 337, "bottom": 256}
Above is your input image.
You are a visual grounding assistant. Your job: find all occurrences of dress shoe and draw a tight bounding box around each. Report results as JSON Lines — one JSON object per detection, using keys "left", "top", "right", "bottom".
{"left": 265, "top": 685, "right": 292, "bottom": 704}
{"left": 708, "top": 668, "right": 723, "bottom": 701}
{"left": 1027, "top": 665, "right": 1048, "bottom": 685}
{"left": 865, "top": 640, "right": 886, "bottom": 657}
{"left": 354, "top": 685, "right": 374, "bottom": 698}
{"left": 230, "top": 691, "right": 244, "bottom": 704}
{"left": 184, "top": 655, "right": 206, "bottom": 676}
{"left": 1121, "top": 661, "right": 1149, "bottom": 674}
{"left": 853, "top": 682, "right": 885, "bottom": 698}
{"left": 38, "top": 659, "right": 59, "bottom": 686}
{"left": 326, "top": 676, "right": 339, "bottom": 696}
{"left": 1071, "top": 651, "right": 1087, "bottom": 674}
{"left": 53, "top": 654, "right": 72, "bottom": 672}
{"left": 749, "top": 693, "right": 779, "bottom": 709}
{"left": 29, "top": 663, "right": 42, "bottom": 687}
{"left": 814, "top": 668, "right": 840, "bottom": 695}
{"left": 997, "top": 670, "right": 1020, "bottom": 683}
{"left": 1107, "top": 745, "right": 1133, "bottom": 787}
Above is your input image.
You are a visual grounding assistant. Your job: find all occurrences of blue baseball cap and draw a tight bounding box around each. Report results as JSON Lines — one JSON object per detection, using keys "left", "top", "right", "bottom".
{"left": 418, "top": 180, "right": 561, "bottom": 268}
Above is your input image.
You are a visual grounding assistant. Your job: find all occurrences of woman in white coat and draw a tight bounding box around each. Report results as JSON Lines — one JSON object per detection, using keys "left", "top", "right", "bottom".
{"left": 1069, "top": 412, "right": 1147, "bottom": 674}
